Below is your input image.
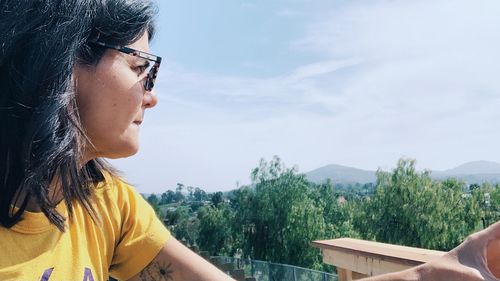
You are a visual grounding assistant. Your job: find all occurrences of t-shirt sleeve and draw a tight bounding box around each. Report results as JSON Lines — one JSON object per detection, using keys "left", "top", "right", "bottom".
{"left": 108, "top": 178, "right": 171, "bottom": 281}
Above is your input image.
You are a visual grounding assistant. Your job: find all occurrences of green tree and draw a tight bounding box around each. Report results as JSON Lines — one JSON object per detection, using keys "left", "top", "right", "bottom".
{"left": 353, "top": 158, "right": 482, "bottom": 251}
{"left": 174, "top": 183, "right": 185, "bottom": 202}
{"left": 187, "top": 186, "right": 194, "bottom": 200}
{"left": 210, "top": 191, "right": 223, "bottom": 207}
{"left": 475, "top": 183, "right": 500, "bottom": 229}
{"left": 233, "top": 156, "right": 334, "bottom": 269}
{"left": 147, "top": 194, "right": 159, "bottom": 206}
{"left": 491, "top": 184, "right": 500, "bottom": 223}
{"left": 165, "top": 206, "right": 199, "bottom": 246}
{"left": 197, "top": 203, "right": 234, "bottom": 256}
{"left": 144, "top": 193, "right": 163, "bottom": 219}
{"left": 310, "top": 181, "right": 359, "bottom": 240}
{"left": 160, "top": 190, "right": 176, "bottom": 205}
{"left": 193, "top": 187, "right": 208, "bottom": 201}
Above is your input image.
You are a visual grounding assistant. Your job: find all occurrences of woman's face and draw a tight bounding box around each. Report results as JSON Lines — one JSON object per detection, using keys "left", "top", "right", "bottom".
{"left": 75, "top": 32, "right": 158, "bottom": 162}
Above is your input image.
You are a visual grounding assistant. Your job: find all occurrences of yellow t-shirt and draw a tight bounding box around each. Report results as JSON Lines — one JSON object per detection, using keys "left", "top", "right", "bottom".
{"left": 0, "top": 174, "right": 171, "bottom": 281}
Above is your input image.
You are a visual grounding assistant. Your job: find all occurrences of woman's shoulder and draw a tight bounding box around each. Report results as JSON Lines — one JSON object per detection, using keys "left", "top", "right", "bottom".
{"left": 92, "top": 171, "right": 142, "bottom": 206}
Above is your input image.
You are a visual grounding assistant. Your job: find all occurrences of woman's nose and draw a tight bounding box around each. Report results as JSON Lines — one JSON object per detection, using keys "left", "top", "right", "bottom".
{"left": 143, "top": 89, "right": 158, "bottom": 108}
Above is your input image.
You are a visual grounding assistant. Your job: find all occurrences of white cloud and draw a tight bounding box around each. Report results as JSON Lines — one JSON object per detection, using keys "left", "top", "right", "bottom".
{"left": 154, "top": 59, "right": 360, "bottom": 122}
{"left": 295, "top": 0, "right": 500, "bottom": 58}
{"left": 113, "top": 0, "right": 500, "bottom": 193}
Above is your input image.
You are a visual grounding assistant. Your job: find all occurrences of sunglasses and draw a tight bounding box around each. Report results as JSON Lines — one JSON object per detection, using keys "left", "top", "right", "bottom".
{"left": 90, "top": 41, "right": 162, "bottom": 91}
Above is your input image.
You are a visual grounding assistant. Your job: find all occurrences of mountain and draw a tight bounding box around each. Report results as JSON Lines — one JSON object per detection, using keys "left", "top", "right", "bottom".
{"left": 440, "top": 160, "right": 500, "bottom": 175}
{"left": 306, "top": 164, "right": 376, "bottom": 184}
{"left": 306, "top": 161, "right": 500, "bottom": 185}
{"left": 432, "top": 160, "right": 500, "bottom": 184}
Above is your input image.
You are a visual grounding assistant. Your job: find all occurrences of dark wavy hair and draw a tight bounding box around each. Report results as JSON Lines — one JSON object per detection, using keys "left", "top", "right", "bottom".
{"left": 0, "top": 0, "right": 158, "bottom": 231}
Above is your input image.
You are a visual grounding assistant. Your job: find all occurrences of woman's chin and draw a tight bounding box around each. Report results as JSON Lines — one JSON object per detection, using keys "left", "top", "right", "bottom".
{"left": 93, "top": 142, "right": 140, "bottom": 160}
{"left": 109, "top": 146, "right": 139, "bottom": 159}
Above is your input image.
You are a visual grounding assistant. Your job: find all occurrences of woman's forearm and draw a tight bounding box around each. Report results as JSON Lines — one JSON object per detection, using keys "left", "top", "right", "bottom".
{"left": 358, "top": 258, "right": 491, "bottom": 281}
{"left": 358, "top": 267, "right": 421, "bottom": 281}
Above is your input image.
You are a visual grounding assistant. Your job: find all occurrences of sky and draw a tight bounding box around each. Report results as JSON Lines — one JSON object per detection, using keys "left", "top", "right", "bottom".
{"left": 111, "top": 0, "right": 500, "bottom": 193}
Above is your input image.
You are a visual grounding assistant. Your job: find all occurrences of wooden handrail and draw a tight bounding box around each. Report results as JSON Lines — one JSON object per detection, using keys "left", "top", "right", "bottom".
{"left": 312, "top": 238, "right": 446, "bottom": 281}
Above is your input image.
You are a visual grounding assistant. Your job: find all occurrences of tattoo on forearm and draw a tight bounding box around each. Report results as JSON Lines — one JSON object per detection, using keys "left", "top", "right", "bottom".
{"left": 139, "top": 261, "right": 174, "bottom": 281}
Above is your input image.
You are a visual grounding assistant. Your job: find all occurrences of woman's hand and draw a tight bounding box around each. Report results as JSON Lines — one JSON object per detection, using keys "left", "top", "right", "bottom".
{"left": 417, "top": 220, "right": 500, "bottom": 281}
{"left": 360, "top": 221, "right": 500, "bottom": 281}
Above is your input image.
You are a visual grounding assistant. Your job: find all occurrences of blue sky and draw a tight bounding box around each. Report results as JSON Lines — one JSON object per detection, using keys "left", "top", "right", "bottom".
{"left": 111, "top": 0, "right": 500, "bottom": 193}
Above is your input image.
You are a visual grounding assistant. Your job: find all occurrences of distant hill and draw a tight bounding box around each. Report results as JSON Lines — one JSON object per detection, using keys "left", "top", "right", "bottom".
{"left": 432, "top": 160, "right": 500, "bottom": 184}
{"left": 306, "top": 164, "right": 376, "bottom": 184}
{"left": 437, "top": 160, "right": 500, "bottom": 175}
{"left": 306, "top": 160, "right": 500, "bottom": 185}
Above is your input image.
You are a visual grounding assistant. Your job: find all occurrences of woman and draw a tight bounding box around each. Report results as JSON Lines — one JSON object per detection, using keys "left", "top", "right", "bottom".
{"left": 0, "top": 0, "right": 235, "bottom": 280}
{"left": 0, "top": 0, "right": 498, "bottom": 281}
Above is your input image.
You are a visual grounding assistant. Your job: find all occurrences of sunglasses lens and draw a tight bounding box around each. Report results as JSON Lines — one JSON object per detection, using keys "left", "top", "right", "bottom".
{"left": 145, "top": 65, "right": 159, "bottom": 91}
{"left": 144, "top": 78, "right": 152, "bottom": 91}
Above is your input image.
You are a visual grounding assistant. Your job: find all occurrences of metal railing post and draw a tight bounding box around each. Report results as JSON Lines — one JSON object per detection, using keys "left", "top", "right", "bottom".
{"left": 268, "top": 261, "right": 271, "bottom": 281}
{"left": 251, "top": 259, "right": 254, "bottom": 277}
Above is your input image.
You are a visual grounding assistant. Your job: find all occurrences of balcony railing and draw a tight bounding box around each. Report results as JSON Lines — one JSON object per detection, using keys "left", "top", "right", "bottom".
{"left": 211, "top": 256, "right": 338, "bottom": 281}
{"left": 312, "top": 238, "right": 446, "bottom": 281}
